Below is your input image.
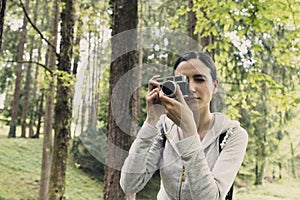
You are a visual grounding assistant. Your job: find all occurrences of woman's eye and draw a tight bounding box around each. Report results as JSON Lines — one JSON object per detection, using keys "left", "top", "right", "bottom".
{"left": 194, "top": 78, "right": 206, "bottom": 82}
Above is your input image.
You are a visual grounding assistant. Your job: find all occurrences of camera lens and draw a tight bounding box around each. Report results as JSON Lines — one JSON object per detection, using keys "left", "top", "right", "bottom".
{"left": 161, "top": 81, "right": 176, "bottom": 97}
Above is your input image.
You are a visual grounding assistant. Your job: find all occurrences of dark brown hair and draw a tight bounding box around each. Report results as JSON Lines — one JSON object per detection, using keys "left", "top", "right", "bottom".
{"left": 173, "top": 52, "right": 217, "bottom": 81}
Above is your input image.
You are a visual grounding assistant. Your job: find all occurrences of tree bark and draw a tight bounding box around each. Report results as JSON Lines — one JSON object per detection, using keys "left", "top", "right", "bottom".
{"left": 39, "top": 0, "right": 60, "bottom": 199}
{"left": 34, "top": 92, "right": 44, "bottom": 138}
{"left": 103, "top": 0, "right": 138, "bottom": 199}
{"left": 187, "top": 0, "right": 198, "bottom": 49}
{"left": 21, "top": 0, "right": 40, "bottom": 137}
{"left": 48, "top": 0, "right": 75, "bottom": 199}
{"left": 8, "top": 0, "right": 29, "bottom": 138}
{"left": 29, "top": 35, "right": 43, "bottom": 137}
{"left": 72, "top": 16, "right": 82, "bottom": 76}
{"left": 0, "top": 0, "right": 7, "bottom": 51}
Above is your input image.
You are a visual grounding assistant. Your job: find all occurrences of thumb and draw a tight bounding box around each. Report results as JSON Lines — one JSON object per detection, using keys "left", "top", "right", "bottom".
{"left": 176, "top": 84, "right": 187, "bottom": 105}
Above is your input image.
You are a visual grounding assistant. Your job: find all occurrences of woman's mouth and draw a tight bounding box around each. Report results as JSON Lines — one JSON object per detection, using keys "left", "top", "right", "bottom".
{"left": 186, "top": 96, "right": 200, "bottom": 102}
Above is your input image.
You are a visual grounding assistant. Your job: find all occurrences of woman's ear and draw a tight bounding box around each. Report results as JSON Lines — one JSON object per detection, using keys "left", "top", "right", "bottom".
{"left": 213, "top": 79, "right": 219, "bottom": 94}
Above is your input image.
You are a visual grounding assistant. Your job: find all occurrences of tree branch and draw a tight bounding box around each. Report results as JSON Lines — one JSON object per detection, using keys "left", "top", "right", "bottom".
{"left": 18, "top": 0, "right": 60, "bottom": 59}
{"left": 6, "top": 60, "right": 53, "bottom": 74}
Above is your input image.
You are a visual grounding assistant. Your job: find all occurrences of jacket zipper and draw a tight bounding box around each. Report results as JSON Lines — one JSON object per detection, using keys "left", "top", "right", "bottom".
{"left": 178, "top": 166, "right": 185, "bottom": 200}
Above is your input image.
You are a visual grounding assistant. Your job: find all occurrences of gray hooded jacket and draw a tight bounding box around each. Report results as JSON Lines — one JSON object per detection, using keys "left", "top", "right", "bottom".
{"left": 120, "top": 112, "right": 248, "bottom": 200}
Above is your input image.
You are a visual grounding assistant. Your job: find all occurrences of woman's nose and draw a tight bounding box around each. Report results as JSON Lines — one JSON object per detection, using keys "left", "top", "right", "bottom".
{"left": 189, "top": 81, "right": 196, "bottom": 93}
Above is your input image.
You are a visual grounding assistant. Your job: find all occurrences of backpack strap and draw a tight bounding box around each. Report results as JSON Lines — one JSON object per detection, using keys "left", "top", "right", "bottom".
{"left": 219, "top": 131, "right": 233, "bottom": 200}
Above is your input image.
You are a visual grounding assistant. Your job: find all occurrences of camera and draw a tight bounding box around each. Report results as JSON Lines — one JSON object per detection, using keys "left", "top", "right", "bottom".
{"left": 156, "top": 75, "right": 189, "bottom": 98}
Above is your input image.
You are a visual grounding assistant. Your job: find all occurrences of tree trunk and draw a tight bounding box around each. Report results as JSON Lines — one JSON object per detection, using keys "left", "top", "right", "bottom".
{"left": 20, "top": 53, "right": 32, "bottom": 138}
{"left": 80, "top": 93, "right": 87, "bottom": 134}
{"left": 255, "top": 158, "right": 266, "bottom": 185}
{"left": 72, "top": 16, "right": 82, "bottom": 76}
{"left": 103, "top": 0, "right": 138, "bottom": 199}
{"left": 288, "top": 134, "right": 297, "bottom": 179}
{"left": 48, "top": 0, "right": 75, "bottom": 199}
{"left": 8, "top": 0, "right": 29, "bottom": 138}
{"left": 29, "top": 38, "right": 42, "bottom": 137}
{"left": 39, "top": 0, "right": 59, "bottom": 199}
{"left": 35, "top": 92, "right": 44, "bottom": 138}
{"left": 199, "top": 7, "right": 214, "bottom": 56}
{"left": 187, "top": 0, "right": 198, "bottom": 49}
{"left": 0, "top": 0, "right": 7, "bottom": 51}
{"left": 21, "top": 0, "right": 39, "bottom": 138}
{"left": 29, "top": 3, "right": 44, "bottom": 137}
{"left": 90, "top": 35, "right": 97, "bottom": 129}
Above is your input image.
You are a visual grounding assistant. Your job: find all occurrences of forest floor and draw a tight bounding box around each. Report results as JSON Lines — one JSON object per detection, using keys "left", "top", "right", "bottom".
{"left": 0, "top": 127, "right": 103, "bottom": 200}
{"left": 1, "top": 125, "right": 300, "bottom": 199}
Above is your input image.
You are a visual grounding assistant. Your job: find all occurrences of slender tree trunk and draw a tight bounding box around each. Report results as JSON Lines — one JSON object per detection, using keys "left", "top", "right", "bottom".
{"left": 20, "top": 55, "right": 32, "bottom": 138}
{"left": 187, "top": 0, "right": 198, "bottom": 49}
{"left": 132, "top": 8, "right": 144, "bottom": 125}
{"left": 8, "top": 0, "right": 29, "bottom": 138}
{"left": 39, "top": 0, "right": 59, "bottom": 199}
{"left": 287, "top": 133, "right": 297, "bottom": 179}
{"left": 87, "top": 29, "right": 93, "bottom": 127}
{"left": 21, "top": 0, "right": 39, "bottom": 137}
{"left": 72, "top": 16, "right": 82, "bottom": 76}
{"left": 199, "top": 7, "right": 214, "bottom": 56}
{"left": 255, "top": 158, "right": 266, "bottom": 185}
{"left": 48, "top": 0, "right": 75, "bottom": 199}
{"left": 80, "top": 93, "right": 87, "bottom": 134}
{"left": 90, "top": 35, "right": 97, "bottom": 129}
{"left": 29, "top": 4, "right": 44, "bottom": 137}
{"left": 29, "top": 38, "right": 42, "bottom": 137}
{"left": 255, "top": 63, "right": 269, "bottom": 185}
{"left": 0, "top": 0, "right": 7, "bottom": 51}
{"left": 104, "top": 0, "right": 138, "bottom": 199}
{"left": 35, "top": 92, "right": 44, "bottom": 138}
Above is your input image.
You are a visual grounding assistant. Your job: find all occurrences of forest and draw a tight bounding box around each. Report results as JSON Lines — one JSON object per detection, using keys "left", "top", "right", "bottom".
{"left": 0, "top": 0, "right": 300, "bottom": 199}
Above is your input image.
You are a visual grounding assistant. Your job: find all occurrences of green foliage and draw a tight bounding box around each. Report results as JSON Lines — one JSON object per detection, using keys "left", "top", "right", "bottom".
{"left": 55, "top": 70, "right": 76, "bottom": 89}
{"left": 1, "top": 0, "right": 300, "bottom": 195}
{"left": 70, "top": 134, "right": 105, "bottom": 181}
{"left": 0, "top": 64, "right": 13, "bottom": 94}
{"left": 169, "top": 0, "right": 300, "bottom": 184}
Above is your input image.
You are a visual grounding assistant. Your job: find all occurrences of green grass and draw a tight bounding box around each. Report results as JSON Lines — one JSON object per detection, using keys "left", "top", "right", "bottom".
{"left": 0, "top": 134, "right": 103, "bottom": 200}
{"left": 1, "top": 124, "right": 300, "bottom": 200}
{"left": 234, "top": 179, "right": 300, "bottom": 200}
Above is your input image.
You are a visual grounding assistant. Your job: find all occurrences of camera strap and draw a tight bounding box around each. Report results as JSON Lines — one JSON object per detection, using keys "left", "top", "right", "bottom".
{"left": 219, "top": 129, "right": 234, "bottom": 200}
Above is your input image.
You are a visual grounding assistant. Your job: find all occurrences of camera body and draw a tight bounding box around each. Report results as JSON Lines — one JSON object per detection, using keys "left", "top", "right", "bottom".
{"left": 156, "top": 75, "right": 189, "bottom": 98}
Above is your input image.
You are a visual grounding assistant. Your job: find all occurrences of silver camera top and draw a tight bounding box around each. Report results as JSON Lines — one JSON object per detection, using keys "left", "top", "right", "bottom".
{"left": 156, "top": 75, "right": 189, "bottom": 98}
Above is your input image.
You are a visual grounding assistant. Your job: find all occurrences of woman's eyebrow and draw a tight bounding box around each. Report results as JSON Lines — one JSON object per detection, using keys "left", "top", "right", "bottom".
{"left": 193, "top": 74, "right": 207, "bottom": 78}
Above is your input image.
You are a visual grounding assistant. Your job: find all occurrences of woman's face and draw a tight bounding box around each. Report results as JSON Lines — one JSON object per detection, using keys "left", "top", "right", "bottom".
{"left": 175, "top": 59, "right": 218, "bottom": 111}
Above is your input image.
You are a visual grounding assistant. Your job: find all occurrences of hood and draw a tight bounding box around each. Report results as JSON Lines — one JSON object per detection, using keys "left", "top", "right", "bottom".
{"left": 213, "top": 112, "right": 240, "bottom": 136}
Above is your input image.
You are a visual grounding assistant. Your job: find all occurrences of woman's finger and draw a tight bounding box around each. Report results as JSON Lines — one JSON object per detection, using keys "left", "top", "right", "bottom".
{"left": 146, "top": 88, "right": 160, "bottom": 104}
{"left": 175, "top": 84, "right": 187, "bottom": 105}
{"left": 148, "top": 75, "right": 161, "bottom": 92}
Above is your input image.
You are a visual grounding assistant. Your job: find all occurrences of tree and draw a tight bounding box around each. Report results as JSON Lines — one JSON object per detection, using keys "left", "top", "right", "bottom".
{"left": 187, "top": 0, "right": 198, "bottom": 46}
{"left": 0, "top": 0, "right": 7, "bottom": 51}
{"left": 48, "top": 0, "right": 75, "bottom": 198}
{"left": 21, "top": 0, "right": 39, "bottom": 138}
{"left": 103, "top": 0, "right": 138, "bottom": 199}
{"left": 39, "top": 0, "right": 60, "bottom": 198}
{"left": 170, "top": 0, "right": 300, "bottom": 186}
{"left": 8, "top": 0, "right": 29, "bottom": 138}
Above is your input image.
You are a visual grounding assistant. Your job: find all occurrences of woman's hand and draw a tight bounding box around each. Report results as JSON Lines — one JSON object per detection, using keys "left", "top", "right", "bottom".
{"left": 159, "top": 85, "right": 197, "bottom": 139}
{"left": 145, "top": 76, "right": 165, "bottom": 126}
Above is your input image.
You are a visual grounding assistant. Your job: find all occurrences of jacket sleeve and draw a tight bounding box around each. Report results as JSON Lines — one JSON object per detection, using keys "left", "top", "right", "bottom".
{"left": 175, "top": 127, "right": 248, "bottom": 200}
{"left": 120, "top": 121, "right": 165, "bottom": 193}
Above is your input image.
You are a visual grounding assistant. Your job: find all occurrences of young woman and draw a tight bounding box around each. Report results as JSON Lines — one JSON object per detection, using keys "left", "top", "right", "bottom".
{"left": 120, "top": 51, "right": 248, "bottom": 200}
